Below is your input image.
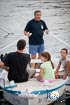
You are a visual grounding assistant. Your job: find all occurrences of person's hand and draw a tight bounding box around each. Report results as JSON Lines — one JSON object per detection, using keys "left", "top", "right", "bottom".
{"left": 54, "top": 70, "right": 58, "bottom": 75}
{"left": 27, "top": 32, "right": 32, "bottom": 37}
{"left": 24, "top": 31, "right": 32, "bottom": 37}
{"left": 36, "top": 75, "right": 40, "bottom": 81}
{"left": 63, "top": 73, "right": 67, "bottom": 80}
{"left": 55, "top": 71, "right": 59, "bottom": 79}
{"left": 45, "top": 29, "right": 48, "bottom": 34}
{"left": 26, "top": 32, "right": 30, "bottom": 37}
{"left": 36, "top": 75, "right": 42, "bottom": 81}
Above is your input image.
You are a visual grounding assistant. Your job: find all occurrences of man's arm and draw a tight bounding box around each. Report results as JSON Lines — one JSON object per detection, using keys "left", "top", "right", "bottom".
{"left": 43, "top": 21, "right": 48, "bottom": 34}
{"left": 0, "top": 61, "right": 9, "bottom": 71}
{"left": 55, "top": 61, "right": 61, "bottom": 73}
{"left": 65, "top": 61, "right": 70, "bottom": 76}
{"left": 24, "top": 21, "right": 31, "bottom": 37}
{"left": 55, "top": 62, "right": 61, "bottom": 79}
{"left": 0, "top": 61, "right": 4, "bottom": 68}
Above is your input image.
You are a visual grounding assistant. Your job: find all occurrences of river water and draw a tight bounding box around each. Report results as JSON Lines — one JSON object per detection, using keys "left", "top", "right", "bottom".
{"left": 0, "top": 0, "right": 70, "bottom": 60}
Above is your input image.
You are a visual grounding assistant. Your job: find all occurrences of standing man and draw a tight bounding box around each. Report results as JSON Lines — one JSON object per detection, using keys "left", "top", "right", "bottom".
{"left": 24, "top": 10, "right": 48, "bottom": 68}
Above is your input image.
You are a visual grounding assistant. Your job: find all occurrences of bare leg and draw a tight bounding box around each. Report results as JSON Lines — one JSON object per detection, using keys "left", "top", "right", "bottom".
{"left": 31, "top": 53, "right": 41, "bottom": 69}
{"left": 31, "top": 54, "right": 36, "bottom": 69}
{"left": 35, "top": 54, "right": 41, "bottom": 69}
{"left": 38, "top": 53, "right": 41, "bottom": 59}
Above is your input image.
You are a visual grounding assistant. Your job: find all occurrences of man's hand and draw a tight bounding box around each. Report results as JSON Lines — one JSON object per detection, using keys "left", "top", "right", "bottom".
{"left": 55, "top": 71, "right": 59, "bottom": 79}
{"left": 24, "top": 31, "right": 32, "bottom": 37}
{"left": 63, "top": 73, "right": 67, "bottom": 80}
{"left": 45, "top": 29, "right": 48, "bottom": 34}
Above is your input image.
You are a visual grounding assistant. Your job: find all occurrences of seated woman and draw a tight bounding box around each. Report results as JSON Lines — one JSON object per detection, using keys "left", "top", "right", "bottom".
{"left": 37, "top": 52, "right": 55, "bottom": 81}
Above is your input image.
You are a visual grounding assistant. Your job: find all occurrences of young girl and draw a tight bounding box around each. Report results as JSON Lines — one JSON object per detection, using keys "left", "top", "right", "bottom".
{"left": 37, "top": 52, "right": 55, "bottom": 81}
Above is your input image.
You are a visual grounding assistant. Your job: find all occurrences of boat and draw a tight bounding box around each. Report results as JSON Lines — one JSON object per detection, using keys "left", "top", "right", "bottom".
{"left": 0, "top": 59, "right": 69, "bottom": 105}
{"left": 0, "top": 77, "right": 66, "bottom": 105}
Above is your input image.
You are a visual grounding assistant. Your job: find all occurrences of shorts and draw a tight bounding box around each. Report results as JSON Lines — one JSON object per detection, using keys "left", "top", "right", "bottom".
{"left": 29, "top": 44, "right": 44, "bottom": 55}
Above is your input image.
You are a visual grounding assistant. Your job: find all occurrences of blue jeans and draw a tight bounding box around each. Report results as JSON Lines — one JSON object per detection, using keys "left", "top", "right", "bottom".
{"left": 29, "top": 44, "right": 44, "bottom": 55}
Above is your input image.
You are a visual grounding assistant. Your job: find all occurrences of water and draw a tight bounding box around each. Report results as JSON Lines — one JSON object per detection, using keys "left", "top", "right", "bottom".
{"left": 0, "top": 0, "right": 70, "bottom": 58}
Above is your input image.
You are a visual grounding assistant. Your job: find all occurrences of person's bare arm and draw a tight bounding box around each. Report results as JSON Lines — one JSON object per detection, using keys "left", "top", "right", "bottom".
{"left": 0, "top": 61, "right": 4, "bottom": 68}
{"left": 65, "top": 61, "right": 70, "bottom": 76}
{"left": 0, "top": 61, "right": 9, "bottom": 72}
{"left": 55, "top": 62, "right": 61, "bottom": 74}
{"left": 37, "top": 68, "right": 44, "bottom": 80}
{"left": 39, "top": 68, "right": 44, "bottom": 78}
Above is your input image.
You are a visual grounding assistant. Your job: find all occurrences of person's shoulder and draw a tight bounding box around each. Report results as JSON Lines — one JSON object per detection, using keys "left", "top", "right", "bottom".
{"left": 8, "top": 52, "right": 16, "bottom": 55}
{"left": 7, "top": 52, "right": 16, "bottom": 57}
{"left": 40, "top": 20, "right": 46, "bottom": 23}
{"left": 2, "top": 52, "right": 16, "bottom": 61}
{"left": 23, "top": 53, "right": 30, "bottom": 62}
{"left": 41, "top": 62, "right": 46, "bottom": 67}
{"left": 66, "top": 58, "right": 70, "bottom": 61}
{"left": 40, "top": 20, "right": 47, "bottom": 27}
{"left": 23, "top": 53, "right": 30, "bottom": 56}
{"left": 23, "top": 53, "right": 30, "bottom": 58}
{"left": 45, "top": 61, "right": 51, "bottom": 65}
{"left": 28, "top": 19, "right": 34, "bottom": 23}
{"left": 66, "top": 59, "right": 70, "bottom": 64}
{"left": 40, "top": 63, "right": 44, "bottom": 68}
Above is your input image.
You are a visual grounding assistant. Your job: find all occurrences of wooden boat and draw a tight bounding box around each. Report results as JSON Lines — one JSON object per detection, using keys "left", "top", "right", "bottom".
{"left": 0, "top": 59, "right": 68, "bottom": 105}
{"left": 1, "top": 78, "right": 66, "bottom": 105}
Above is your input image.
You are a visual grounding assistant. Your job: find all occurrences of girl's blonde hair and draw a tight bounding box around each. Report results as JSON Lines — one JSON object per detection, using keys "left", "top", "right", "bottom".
{"left": 41, "top": 52, "right": 54, "bottom": 69}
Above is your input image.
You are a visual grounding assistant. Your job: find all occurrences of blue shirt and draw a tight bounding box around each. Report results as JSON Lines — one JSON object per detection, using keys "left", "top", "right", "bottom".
{"left": 24, "top": 19, "right": 48, "bottom": 45}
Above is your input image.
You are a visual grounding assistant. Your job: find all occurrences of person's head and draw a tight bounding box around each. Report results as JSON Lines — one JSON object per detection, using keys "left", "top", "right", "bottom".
{"left": 34, "top": 10, "right": 41, "bottom": 21}
{"left": 17, "top": 39, "right": 26, "bottom": 51}
{"left": 40, "top": 52, "right": 51, "bottom": 62}
{"left": 40, "top": 52, "right": 54, "bottom": 69}
{"left": 60, "top": 48, "right": 68, "bottom": 59}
